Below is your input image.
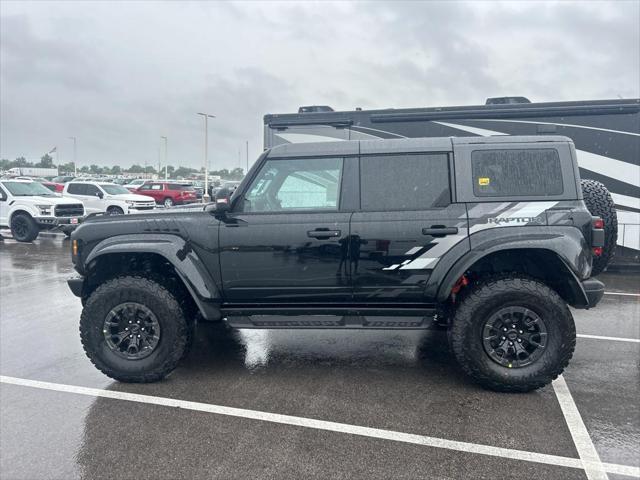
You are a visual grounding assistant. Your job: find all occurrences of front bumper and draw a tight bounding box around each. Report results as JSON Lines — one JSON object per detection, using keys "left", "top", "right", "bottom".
{"left": 36, "top": 216, "right": 84, "bottom": 229}
{"left": 67, "top": 276, "right": 84, "bottom": 297}
{"left": 582, "top": 278, "right": 605, "bottom": 308}
{"left": 128, "top": 207, "right": 156, "bottom": 214}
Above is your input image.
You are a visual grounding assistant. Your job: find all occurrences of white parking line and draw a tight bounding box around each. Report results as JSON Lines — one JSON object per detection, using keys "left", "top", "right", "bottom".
{"left": 553, "top": 375, "right": 608, "bottom": 480}
{"left": 577, "top": 334, "right": 640, "bottom": 343}
{"left": 604, "top": 291, "right": 640, "bottom": 297}
{"left": 1, "top": 375, "right": 638, "bottom": 478}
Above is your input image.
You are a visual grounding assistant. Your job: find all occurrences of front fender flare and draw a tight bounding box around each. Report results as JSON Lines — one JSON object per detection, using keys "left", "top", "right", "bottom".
{"left": 85, "top": 234, "right": 222, "bottom": 319}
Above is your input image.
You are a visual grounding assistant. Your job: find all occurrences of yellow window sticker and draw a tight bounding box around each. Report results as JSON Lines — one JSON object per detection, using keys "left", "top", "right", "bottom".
{"left": 478, "top": 177, "right": 490, "bottom": 186}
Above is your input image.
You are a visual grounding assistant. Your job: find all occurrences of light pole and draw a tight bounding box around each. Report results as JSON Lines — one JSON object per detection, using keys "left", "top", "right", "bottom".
{"left": 68, "top": 137, "right": 77, "bottom": 176}
{"left": 245, "top": 140, "right": 249, "bottom": 175}
{"left": 160, "top": 136, "right": 168, "bottom": 180}
{"left": 197, "top": 112, "right": 215, "bottom": 202}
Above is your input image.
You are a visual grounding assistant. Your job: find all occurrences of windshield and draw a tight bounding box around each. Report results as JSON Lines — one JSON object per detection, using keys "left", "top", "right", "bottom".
{"left": 2, "top": 181, "right": 57, "bottom": 196}
{"left": 101, "top": 184, "right": 130, "bottom": 195}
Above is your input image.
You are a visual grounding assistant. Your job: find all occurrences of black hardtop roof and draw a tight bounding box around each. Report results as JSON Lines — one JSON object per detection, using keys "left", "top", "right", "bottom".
{"left": 266, "top": 135, "right": 572, "bottom": 158}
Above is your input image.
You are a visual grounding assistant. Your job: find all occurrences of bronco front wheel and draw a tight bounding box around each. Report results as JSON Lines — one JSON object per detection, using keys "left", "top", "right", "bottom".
{"left": 80, "top": 276, "right": 190, "bottom": 382}
{"left": 449, "top": 275, "right": 575, "bottom": 392}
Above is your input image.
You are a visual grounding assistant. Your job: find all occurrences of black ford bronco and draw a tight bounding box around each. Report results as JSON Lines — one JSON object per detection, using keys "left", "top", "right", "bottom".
{"left": 68, "top": 136, "right": 617, "bottom": 392}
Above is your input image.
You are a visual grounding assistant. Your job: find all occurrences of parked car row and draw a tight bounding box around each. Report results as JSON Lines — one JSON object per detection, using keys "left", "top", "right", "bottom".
{"left": 0, "top": 179, "right": 84, "bottom": 242}
{"left": 0, "top": 176, "right": 225, "bottom": 242}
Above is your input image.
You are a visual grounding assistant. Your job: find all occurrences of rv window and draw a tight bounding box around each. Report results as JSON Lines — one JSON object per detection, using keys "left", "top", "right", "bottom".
{"left": 360, "top": 154, "right": 450, "bottom": 211}
{"left": 472, "top": 149, "right": 563, "bottom": 197}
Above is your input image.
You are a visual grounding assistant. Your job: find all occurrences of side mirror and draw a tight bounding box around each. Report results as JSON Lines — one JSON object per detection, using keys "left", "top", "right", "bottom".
{"left": 213, "top": 188, "right": 232, "bottom": 217}
{"left": 97, "top": 192, "right": 104, "bottom": 199}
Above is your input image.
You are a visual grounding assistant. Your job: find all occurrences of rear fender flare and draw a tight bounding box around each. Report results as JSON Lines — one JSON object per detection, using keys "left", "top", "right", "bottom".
{"left": 434, "top": 227, "right": 590, "bottom": 307}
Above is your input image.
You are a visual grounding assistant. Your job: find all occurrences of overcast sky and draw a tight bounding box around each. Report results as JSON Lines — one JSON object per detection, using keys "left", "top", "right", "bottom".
{"left": 1, "top": 0, "right": 638, "bottom": 171}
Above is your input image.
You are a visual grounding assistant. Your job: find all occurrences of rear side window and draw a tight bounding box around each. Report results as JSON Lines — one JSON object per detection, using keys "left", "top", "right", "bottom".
{"left": 360, "top": 154, "right": 450, "bottom": 211}
{"left": 168, "top": 184, "right": 193, "bottom": 191}
{"left": 67, "top": 183, "right": 86, "bottom": 195}
{"left": 472, "top": 149, "right": 563, "bottom": 197}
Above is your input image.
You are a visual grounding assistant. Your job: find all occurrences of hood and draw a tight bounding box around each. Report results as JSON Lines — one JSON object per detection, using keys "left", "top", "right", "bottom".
{"left": 28, "top": 195, "right": 83, "bottom": 205}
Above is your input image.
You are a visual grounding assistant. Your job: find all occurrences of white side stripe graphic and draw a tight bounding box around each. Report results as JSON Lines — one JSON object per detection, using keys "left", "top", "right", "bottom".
{"left": 472, "top": 118, "right": 640, "bottom": 137}
{"left": 433, "top": 121, "right": 509, "bottom": 137}
{"left": 401, "top": 257, "right": 438, "bottom": 269}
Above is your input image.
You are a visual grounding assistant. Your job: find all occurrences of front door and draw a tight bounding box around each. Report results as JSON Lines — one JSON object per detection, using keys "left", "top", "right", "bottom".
{"left": 351, "top": 152, "right": 469, "bottom": 302}
{"left": 219, "top": 156, "right": 352, "bottom": 303}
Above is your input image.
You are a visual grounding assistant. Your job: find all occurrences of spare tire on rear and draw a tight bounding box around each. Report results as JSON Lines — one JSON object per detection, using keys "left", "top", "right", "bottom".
{"left": 581, "top": 179, "right": 617, "bottom": 276}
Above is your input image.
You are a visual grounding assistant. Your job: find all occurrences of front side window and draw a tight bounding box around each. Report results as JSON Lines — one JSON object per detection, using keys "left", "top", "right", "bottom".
{"left": 472, "top": 149, "right": 563, "bottom": 197}
{"left": 85, "top": 184, "right": 101, "bottom": 196}
{"left": 243, "top": 157, "right": 343, "bottom": 213}
{"left": 151, "top": 184, "right": 163, "bottom": 190}
{"left": 360, "top": 154, "right": 450, "bottom": 211}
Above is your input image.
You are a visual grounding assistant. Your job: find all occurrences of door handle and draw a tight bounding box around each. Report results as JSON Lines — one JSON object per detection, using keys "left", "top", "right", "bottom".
{"left": 422, "top": 226, "right": 458, "bottom": 237}
{"left": 307, "top": 229, "right": 341, "bottom": 239}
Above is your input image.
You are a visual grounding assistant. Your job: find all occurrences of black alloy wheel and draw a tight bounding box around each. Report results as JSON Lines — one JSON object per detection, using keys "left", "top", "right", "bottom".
{"left": 482, "top": 306, "right": 548, "bottom": 368}
{"left": 103, "top": 302, "right": 161, "bottom": 360}
{"left": 10, "top": 213, "right": 39, "bottom": 242}
{"left": 12, "top": 216, "right": 29, "bottom": 239}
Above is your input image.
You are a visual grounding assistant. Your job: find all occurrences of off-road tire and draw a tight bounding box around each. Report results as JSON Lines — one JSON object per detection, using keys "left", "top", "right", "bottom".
{"left": 10, "top": 212, "right": 39, "bottom": 242}
{"left": 80, "top": 276, "right": 190, "bottom": 382}
{"left": 449, "top": 274, "right": 575, "bottom": 393}
{"left": 106, "top": 206, "right": 124, "bottom": 215}
{"left": 581, "top": 179, "right": 617, "bottom": 275}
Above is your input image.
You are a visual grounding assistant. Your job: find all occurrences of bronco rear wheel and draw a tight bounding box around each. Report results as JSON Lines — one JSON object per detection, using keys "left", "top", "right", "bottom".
{"left": 80, "top": 276, "right": 190, "bottom": 382}
{"left": 449, "top": 275, "right": 575, "bottom": 392}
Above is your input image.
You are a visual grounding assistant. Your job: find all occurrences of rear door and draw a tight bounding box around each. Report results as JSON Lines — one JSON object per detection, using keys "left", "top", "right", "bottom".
{"left": 351, "top": 152, "right": 468, "bottom": 302}
{"left": 219, "top": 155, "right": 355, "bottom": 303}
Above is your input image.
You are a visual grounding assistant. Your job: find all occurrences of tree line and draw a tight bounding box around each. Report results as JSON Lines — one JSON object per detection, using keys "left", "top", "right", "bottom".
{"left": 0, "top": 154, "right": 245, "bottom": 180}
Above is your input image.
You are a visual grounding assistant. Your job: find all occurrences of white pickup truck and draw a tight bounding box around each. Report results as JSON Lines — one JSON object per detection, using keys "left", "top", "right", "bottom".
{"left": 0, "top": 179, "right": 85, "bottom": 242}
{"left": 62, "top": 181, "right": 156, "bottom": 215}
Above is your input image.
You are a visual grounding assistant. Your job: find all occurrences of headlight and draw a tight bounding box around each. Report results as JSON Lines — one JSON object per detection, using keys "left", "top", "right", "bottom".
{"left": 125, "top": 200, "right": 136, "bottom": 206}
{"left": 36, "top": 205, "right": 52, "bottom": 215}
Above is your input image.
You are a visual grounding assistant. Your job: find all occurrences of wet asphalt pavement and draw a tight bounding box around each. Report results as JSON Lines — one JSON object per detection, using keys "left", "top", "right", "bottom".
{"left": 0, "top": 234, "right": 638, "bottom": 479}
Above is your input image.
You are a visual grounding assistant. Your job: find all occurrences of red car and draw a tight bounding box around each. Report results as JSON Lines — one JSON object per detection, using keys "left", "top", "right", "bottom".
{"left": 135, "top": 182, "right": 198, "bottom": 207}
{"left": 36, "top": 179, "right": 65, "bottom": 193}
